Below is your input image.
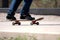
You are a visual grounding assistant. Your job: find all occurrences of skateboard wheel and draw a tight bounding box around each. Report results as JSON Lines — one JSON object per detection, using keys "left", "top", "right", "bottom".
{"left": 12, "top": 22, "right": 15, "bottom": 25}
{"left": 30, "top": 22, "right": 33, "bottom": 25}
{"left": 18, "top": 23, "right": 21, "bottom": 25}
{"left": 36, "top": 22, "right": 39, "bottom": 25}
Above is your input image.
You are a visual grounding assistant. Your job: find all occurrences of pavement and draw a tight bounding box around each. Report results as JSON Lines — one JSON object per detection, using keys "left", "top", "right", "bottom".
{"left": 0, "top": 13, "right": 60, "bottom": 40}
{"left": 0, "top": 13, "right": 60, "bottom": 34}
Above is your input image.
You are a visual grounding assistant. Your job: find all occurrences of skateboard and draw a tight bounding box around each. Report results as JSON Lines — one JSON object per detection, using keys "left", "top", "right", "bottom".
{"left": 12, "top": 17, "right": 44, "bottom": 25}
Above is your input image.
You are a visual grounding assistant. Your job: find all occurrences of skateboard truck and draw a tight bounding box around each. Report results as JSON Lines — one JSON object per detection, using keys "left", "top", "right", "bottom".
{"left": 31, "top": 21, "right": 39, "bottom": 25}
{"left": 12, "top": 17, "right": 44, "bottom": 25}
{"left": 12, "top": 20, "right": 21, "bottom": 25}
{"left": 31, "top": 17, "right": 43, "bottom": 25}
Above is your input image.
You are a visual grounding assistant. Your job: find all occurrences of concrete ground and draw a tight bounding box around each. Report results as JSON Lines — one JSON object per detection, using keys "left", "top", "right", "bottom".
{"left": 0, "top": 13, "right": 60, "bottom": 40}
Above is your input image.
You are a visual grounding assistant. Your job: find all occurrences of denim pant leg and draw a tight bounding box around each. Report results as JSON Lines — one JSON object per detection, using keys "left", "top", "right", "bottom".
{"left": 8, "top": 0, "right": 22, "bottom": 16}
{"left": 20, "top": 0, "right": 33, "bottom": 15}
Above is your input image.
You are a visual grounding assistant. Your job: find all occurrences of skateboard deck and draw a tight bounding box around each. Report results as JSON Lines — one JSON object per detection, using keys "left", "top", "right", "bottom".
{"left": 12, "top": 17, "right": 44, "bottom": 25}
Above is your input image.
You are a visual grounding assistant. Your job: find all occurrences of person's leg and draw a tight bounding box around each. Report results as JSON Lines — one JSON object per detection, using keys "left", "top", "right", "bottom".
{"left": 21, "top": 0, "right": 32, "bottom": 15}
{"left": 8, "top": 0, "right": 22, "bottom": 16}
{"left": 6, "top": 0, "right": 22, "bottom": 20}
{"left": 20, "top": 0, "right": 35, "bottom": 20}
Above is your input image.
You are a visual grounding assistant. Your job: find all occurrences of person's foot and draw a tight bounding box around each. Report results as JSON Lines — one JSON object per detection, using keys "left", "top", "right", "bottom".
{"left": 6, "top": 15, "right": 16, "bottom": 21}
{"left": 20, "top": 14, "right": 35, "bottom": 20}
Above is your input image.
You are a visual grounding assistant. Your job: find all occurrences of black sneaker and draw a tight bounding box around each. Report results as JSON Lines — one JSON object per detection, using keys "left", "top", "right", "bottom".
{"left": 20, "top": 15, "right": 26, "bottom": 19}
{"left": 20, "top": 14, "right": 35, "bottom": 20}
{"left": 6, "top": 15, "right": 16, "bottom": 21}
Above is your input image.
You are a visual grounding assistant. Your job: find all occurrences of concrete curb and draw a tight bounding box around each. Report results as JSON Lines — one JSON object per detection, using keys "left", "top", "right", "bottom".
{"left": 0, "top": 8, "right": 60, "bottom": 15}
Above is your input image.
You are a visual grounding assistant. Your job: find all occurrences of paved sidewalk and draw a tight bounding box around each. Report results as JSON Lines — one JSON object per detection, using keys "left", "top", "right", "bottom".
{"left": 0, "top": 13, "right": 60, "bottom": 32}
{"left": 0, "top": 13, "right": 60, "bottom": 40}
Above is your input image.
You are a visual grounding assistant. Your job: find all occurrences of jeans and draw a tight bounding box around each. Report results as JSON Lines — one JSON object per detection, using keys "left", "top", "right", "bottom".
{"left": 8, "top": 0, "right": 33, "bottom": 16}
